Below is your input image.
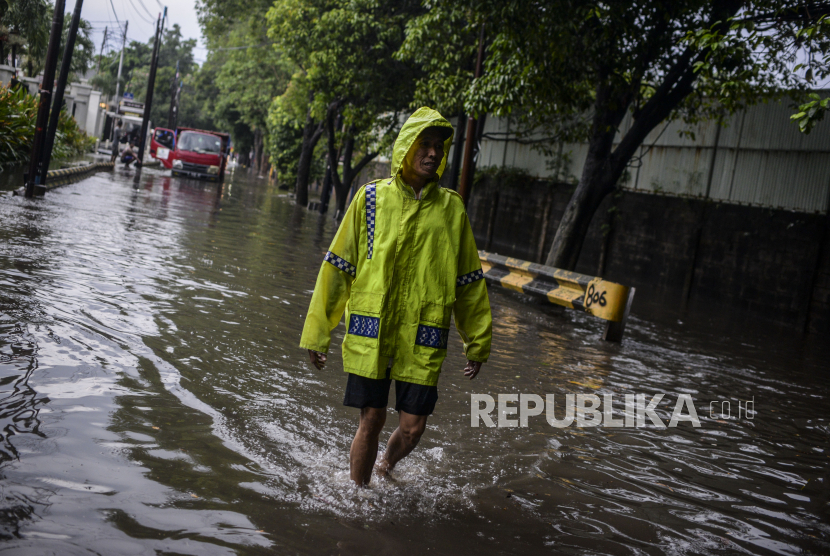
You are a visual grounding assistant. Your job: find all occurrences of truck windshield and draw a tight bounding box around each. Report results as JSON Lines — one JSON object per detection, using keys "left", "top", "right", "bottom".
{"left": 178, "top": 132, "right": 222, "bottom": 154}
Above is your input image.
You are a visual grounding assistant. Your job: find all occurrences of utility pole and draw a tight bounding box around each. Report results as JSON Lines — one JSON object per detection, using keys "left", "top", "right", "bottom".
{"left": 113, "top": 20, "right": 128, "bottom": 109}
{"left": 136, "top": 8, "right": 166, "bottom": 167}
{"left": 457, "top": 24, "right": 486, "bottom": 206}
{"left": 96, "top": 26, "right": 107, "bottom": 76}
{"left": 167, "top": 59, "right": 179, "bottom": 128}
{"left": 40, "top": 0, "right": 85, "bottom": 186}
{"left": 24, "top": 0, "right": 65, "bottom": 198}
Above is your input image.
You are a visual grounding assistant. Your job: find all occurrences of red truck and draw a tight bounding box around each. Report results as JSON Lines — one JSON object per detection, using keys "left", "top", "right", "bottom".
{"left": 150, "top": 127, "right": 231, "bottom": 182}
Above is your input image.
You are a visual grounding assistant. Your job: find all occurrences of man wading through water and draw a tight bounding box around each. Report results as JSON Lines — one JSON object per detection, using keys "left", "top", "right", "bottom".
{"left": 300, "top": 107, "right": 492, "bottom": 486}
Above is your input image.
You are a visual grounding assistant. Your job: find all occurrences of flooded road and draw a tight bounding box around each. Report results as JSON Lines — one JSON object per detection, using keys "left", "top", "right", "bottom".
{"left": 0, "top": 166, "right": 828, "bottom": 555}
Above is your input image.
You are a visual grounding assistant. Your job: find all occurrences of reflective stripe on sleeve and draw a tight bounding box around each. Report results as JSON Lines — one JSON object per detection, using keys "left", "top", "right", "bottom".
{"left": 456, "top": 269, "right": 484, "bottom": 287}
{"left": 324, "top": 251, "right": 356, "bottom": 277}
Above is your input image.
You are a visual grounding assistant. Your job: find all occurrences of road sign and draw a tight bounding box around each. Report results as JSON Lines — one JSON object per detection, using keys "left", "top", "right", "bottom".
{"left": 123, "top": 92, "right": 134, "bottom": 100}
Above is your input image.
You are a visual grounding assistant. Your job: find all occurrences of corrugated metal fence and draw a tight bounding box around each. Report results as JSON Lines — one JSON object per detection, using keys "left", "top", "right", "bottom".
{"left": 468, "top": 95, "right": 830, "bottom": 214}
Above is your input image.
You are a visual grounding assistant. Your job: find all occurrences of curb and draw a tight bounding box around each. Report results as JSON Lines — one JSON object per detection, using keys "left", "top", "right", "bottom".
{"left": 14, "top": 162, "right": 115, "bottom": 196}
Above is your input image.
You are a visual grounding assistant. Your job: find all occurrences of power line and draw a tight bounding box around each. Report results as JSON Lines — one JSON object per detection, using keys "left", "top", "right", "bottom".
{"left": 133, "top": 0, "right": 157, "bottom": 22}
{"left": 108, "top": 0, "right": 121, "bottom": 26}
{"left": 124, "top": 0, "right": 154, "bottom": 24}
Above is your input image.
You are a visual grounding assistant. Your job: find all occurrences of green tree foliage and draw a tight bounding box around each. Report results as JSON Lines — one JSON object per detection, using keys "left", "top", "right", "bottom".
{"left": 57, "top": 16, "right": 94, "bottom": 81}
{"left": 792, "top": 92, "right": 830, "bottom": 133}
{"left": 92, "top": 24, "right": 204, "bottom": 132}
{"left": 400, "top": 0, "right": 830, "bottom": 270}
{"left": 266, "top": 73, "right": 313, "bottom": 188}
{"left": 267, "top": 0, "right": 421, "bottom": 208}
{"left": 0, "top": 0, "right": 50, "bottom": 74}
{"left": 177, "top": 57, "right": 221, "bottom": 131}
{"left": 152, "top": 24, "right": 197, "bottom": 129}
{"left": 90, "top": 36, "right": 152, "bottom": 98}
{"left": 1, "top": 0, "right": 93, "bottom": 78}
{"left": 198, "top": 0, "right": 293, "bottom": 169}
{"left": 787, "top": 14, "right": 830, "bottom": 134}
{"left": 127, "top": 24, "right": 197, "bottom": 130}
{"left": 214, "top": 35, "right": 292, "bottom": 169}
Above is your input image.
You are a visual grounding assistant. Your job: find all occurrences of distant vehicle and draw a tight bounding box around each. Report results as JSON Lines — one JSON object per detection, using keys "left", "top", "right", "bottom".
{"left": 150, "top": 127, "right": 231, "bottom": 182}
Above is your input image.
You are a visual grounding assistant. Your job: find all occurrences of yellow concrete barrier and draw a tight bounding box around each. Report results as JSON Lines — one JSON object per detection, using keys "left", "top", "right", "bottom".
{"left": 478, "top": 251, "right": 636, "bottom": 341}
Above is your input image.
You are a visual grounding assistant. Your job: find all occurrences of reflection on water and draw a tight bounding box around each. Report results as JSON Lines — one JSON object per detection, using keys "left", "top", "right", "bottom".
{"left": 0, "top": 166, "right": 828, "bottom": 555}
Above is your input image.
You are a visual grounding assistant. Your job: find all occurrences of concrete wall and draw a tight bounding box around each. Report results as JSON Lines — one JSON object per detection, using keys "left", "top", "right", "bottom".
{"left": 469, "top": 95, "right": 830, "bottom": 213}
{"left": 69, "top": 83, "right": 93, "bottom": 131}
{"left": 17, "top": 76, "right": 40, "bottom": 96}
{"left": 467, "top": 175, "right": 829, "bottom": 335}
{"left": 0, "top": 65, "right": 14, "bottom": 85}
{"left": 86, "top": 90, "right": 103, "bottom": 135}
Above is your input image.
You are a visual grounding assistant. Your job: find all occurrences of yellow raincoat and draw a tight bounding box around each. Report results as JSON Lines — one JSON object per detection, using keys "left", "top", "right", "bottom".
{"left": 299, "top": 107, "right": 492, "bottom": 386}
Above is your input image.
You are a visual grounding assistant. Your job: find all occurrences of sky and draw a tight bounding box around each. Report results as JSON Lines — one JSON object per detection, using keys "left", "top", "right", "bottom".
{"left": 66, "top": 0, "right": 209, "bottom": 66}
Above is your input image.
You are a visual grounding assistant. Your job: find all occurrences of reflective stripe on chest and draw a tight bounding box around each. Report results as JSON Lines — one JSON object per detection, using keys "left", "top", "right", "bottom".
{"left": 366, "top": 182, "right": 377, "bottom": 259}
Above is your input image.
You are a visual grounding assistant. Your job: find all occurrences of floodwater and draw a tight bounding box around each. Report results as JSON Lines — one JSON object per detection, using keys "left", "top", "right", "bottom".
{"left": 0, "top": 165, "right": 827, "bottom": 556}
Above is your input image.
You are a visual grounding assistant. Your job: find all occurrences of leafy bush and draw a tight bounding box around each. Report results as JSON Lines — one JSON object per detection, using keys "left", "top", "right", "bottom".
{"left": 0, "top": 84, "right": 96, "bottom": 169}
{"left": 0, "top": 84, "right": 38, "bottom": 167}
{"left": 54, "top": 104, "right": 97, "bottom": 159}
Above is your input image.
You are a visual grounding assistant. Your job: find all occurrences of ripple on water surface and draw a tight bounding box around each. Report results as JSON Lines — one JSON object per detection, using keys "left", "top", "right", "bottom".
{"left": 0, "top": 167, "right": 828, "bottom": 555}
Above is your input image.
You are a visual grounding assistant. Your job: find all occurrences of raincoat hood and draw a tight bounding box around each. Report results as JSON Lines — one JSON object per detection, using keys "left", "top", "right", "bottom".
{"left": 391, "top": 107, "right": 454, "bottom": 180}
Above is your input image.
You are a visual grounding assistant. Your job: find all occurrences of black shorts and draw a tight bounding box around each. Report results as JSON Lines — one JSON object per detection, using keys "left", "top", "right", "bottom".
{"left": 343, "top": 367, "right": 438, "bottom": 416}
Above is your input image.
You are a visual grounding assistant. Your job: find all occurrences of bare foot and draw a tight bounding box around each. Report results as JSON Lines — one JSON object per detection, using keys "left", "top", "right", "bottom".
{"left": 374, "top": 461, "right": 396, "bottom": 482}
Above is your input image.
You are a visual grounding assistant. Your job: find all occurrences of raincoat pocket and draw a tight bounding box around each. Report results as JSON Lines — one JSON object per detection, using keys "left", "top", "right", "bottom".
{"left": 419, "top": 301, "right": 452, "bottom": 328}
{"left": 344, "top": 291, "right": 384, "bottom": 348}
{"left": 414, "top": 301, "right": 451, "bottom": 351}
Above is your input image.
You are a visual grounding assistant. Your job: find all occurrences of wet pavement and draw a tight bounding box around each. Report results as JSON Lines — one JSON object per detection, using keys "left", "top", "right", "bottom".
{"left": 0, "top": 164, "right": 828, "bottom": 555}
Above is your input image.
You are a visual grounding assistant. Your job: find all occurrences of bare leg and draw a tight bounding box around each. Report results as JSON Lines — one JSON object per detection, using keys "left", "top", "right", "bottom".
{"left": 350, "top": 406, "right": 386, "bottom": 486}
{"left": 377, "top": 411, "right": 427, "bottom": 476}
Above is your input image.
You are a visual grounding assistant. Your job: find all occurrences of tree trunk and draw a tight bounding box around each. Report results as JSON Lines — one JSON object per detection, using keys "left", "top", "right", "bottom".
{"left": 258, "top": 141, "right": 267, "bottom": 176}
{"left": 319, "top": 157, "right": 333, "bottom": 214}
{"left": 295, "top": 120, "right": 315, "bottom": 206}
{"left": 295, "top": 106, "right": 326, "bottom": 207}
{"left": 544, "top": 1, "right": 742, "bottom": 271}
{"left": 544, "top": 148, "right": 618, "bottom": 270}
{"left": 326, "top": 112, "right": 378, "bottom": 214}
{"left": 250, "top": 129, "right": 259, "bottom": 174}
{"left": 448, "top": 113, "right": 466, "bottom": 190}
{"left": 326, "top": 109, "right": 347, "bottom": 213}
